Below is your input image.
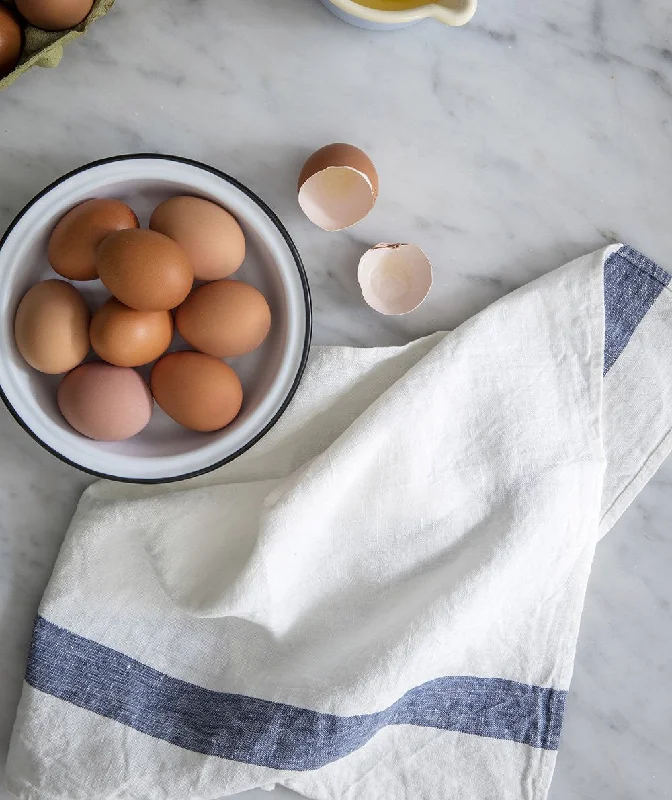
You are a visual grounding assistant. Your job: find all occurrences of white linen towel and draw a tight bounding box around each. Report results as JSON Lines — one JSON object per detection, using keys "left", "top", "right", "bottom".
{"left": 6, "top": 244, "right": 672, "bottom": 800}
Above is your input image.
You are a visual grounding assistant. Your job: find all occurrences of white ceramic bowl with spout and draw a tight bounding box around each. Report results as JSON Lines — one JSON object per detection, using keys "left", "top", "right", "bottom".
{"left": 0, "top": 155, "right": 312, "bottom": 483}
{"left": 320, "top": 0, "right": 477, "bottom": 30}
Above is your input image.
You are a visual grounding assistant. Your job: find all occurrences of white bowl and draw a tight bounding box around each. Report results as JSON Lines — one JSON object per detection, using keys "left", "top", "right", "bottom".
{"left": 0, "top": 155, "right": 312, "bottom": 483}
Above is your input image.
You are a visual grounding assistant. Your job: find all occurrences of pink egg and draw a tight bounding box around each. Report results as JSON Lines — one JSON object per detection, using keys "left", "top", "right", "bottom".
{"left": 57, "top": 362, "right": 153, "bottom": 441}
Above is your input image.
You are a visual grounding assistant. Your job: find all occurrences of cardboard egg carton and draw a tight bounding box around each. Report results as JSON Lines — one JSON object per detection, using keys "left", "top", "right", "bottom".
{"left": 0, "top": 0, "right": 114, "bottom": 91}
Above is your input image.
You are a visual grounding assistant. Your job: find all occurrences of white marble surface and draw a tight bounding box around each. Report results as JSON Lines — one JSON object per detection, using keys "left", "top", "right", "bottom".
{"left": 1, "top": 0, "right": 671, "bottom": 798}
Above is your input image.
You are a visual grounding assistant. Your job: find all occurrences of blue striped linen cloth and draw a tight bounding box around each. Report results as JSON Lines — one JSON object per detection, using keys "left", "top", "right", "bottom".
{"left": 6, "top": 245, "right": 672, "bottom": 800}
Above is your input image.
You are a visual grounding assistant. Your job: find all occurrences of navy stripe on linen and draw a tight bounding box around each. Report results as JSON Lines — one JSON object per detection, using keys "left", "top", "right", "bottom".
{"left": 603, "top": 245, "right": 671, "bottom": 375}
{"left": 26, "top": 617, "right": 566, "bottom": 768}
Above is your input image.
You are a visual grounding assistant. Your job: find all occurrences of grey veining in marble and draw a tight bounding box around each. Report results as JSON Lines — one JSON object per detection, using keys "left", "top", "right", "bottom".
{"left": 0, "top": 1, "right": 671, "bottom": 798}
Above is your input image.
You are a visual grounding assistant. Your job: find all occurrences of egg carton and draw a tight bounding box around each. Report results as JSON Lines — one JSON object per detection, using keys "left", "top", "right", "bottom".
{"left": 0, "top": 0, "right": 114, "bottom": 91}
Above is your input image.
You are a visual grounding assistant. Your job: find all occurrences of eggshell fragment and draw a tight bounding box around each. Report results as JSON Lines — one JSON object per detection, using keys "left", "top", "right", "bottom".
{"left": 14, "top": 280, "right": 90, "bottom": 374}
{"left": 96, "top": 229, "right": 193, "bottom": 311}
{"left": 48, "top": 198, "right": 139, "bottom": 281}
{"left": 151, "top": 351, "right": 243, "bottom": 433}
{"left": 57, "top": 362, "right": 153, "bottom": 441}
{"left": 298, "top": 143, "right": 378, "bottom": 231}
{"left": 90, "top": 298, "right": 173, "bottom": 368}
{"left": 149, "top": 196, "right": 246, "bottom": 281}
{"left": 358, "top": 244, "right": 433, "bottom": 315}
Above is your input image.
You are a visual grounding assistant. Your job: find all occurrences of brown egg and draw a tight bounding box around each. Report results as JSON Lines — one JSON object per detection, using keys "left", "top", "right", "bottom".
{"left": 149, "top": 196, "right": 246, "bottom": 281}
{"left": 0, "top": 4, "right": 22, "bottom": 78}
{"left": 90, "top": 298, "right": 173, "bottom": 368}
{"left": 48, "top": 199, "right": 139, "bottom": 281}
{"left": 15, "top": 0, "right": 93, "bottom": 31}
{"left": 96, "top": 229, "right": 193, "bottom": 312}
{"left": 176, "top": 280, "right": 271, "bottom": 359}
{"left": 151, "top": 352, "right": 243, "bottom": 432}
{"left": 58, "top": 362, "right": 153, "bottom": 441}
{"left": 14, "top": 280, "right": 90, "bottom": 374}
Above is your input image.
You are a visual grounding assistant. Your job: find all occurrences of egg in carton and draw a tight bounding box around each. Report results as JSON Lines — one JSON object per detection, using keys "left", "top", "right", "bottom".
{"left": 0, "top": 0, "right": 114, "bottom": 91}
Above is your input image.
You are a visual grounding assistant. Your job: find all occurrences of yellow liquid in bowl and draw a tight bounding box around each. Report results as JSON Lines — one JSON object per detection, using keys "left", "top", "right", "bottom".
{"left": 353, "top": 1, "right": 432, "bottom": 9}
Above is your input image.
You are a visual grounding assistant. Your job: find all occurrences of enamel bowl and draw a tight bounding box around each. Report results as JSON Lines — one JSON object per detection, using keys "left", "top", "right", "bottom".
{"left": 319, "top": 0, "right": 477, "bottom": 30}
{"left": 0, "top": 155, "right": 312, "bottom": 483}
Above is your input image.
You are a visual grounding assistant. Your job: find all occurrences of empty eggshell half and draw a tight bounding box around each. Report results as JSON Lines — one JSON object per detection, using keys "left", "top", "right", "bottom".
{"left": 298, "top": 143, "right": 378, "bottom": 231}
{"left": 358, "top": 244, "right": 433, "bottom": 315}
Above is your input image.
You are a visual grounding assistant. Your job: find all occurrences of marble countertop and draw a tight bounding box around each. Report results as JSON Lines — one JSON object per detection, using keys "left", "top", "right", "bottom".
{"left": 1, "top": 1, "right": 671, "bottom": 798}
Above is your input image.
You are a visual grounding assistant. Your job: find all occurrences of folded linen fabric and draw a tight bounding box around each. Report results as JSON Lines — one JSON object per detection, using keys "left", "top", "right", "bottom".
{"left": 6, "top": 244, "right": 672, "bottom": 800}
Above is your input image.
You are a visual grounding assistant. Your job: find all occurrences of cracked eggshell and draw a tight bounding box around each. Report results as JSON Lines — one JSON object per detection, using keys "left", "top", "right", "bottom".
{"left": 358, "top": 243, "right": 433, "bottom": 315}
{"left": 298, "top": 143, "right": 378, "bottom": 231}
